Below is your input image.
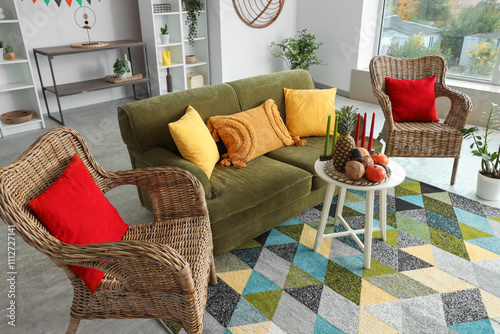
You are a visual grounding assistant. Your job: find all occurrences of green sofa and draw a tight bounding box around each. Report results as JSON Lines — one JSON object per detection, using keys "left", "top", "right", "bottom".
{"left": 118, "top": 70, "right": 332, "bottom": 256}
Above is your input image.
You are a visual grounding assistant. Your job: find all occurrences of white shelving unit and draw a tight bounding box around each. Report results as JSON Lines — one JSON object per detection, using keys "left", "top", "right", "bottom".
{"left": 138, "top": 0, "right": 210, "bottom": 96}
{"left": 0, "top": 0, "right": 45, "bottom": 138}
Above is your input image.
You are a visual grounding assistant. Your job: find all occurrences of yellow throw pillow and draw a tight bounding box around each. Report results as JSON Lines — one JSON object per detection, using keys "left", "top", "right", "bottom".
{"left": 168, "top": 106, "right": 220, "bottom": 178}
{"left": 206, "top": 99, "right": 305, "bottom": 169}
{"left": 284, "top": 87, "right": 337, "bottom": 137}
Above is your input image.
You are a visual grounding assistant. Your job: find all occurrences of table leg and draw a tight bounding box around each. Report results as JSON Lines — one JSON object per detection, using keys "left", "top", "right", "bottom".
{"left": 364, "top": 190, "right": 375, "bottom": 269}
{"left": 379, "top": 189, "right": 387, "bottom": 241}
{"left": 314, "top": 183, "right": 336, "bottom": 252}
{"left": 335, "top": 187, "right": 347, "bottom": 226}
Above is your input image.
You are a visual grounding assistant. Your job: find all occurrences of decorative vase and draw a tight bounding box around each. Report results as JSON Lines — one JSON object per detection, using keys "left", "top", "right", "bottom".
{"left": 162, "top": 50, "right": 171, "bottom": 66}
{"left": 5, "top": 52, "right": 15, "bottom": 61}
{"left": 159, "top": 34, "right": 170, "bottom": 45}
{"left": 166, "top": 68, "right": 173, "bottom": 93}
{"left": 0, "top": 48, "right": 3, "bottom": 61}
{"left": 123, "top": 54, "right": 132, "bottom": 77}
{"left": 185, "top": 55, "right": 198, "bottom": 64}
{"left": 476, "top": 171, "right": 500, "bottom": 201}
{"left": 0, "top": 8, "right": 5, "bottom": 20}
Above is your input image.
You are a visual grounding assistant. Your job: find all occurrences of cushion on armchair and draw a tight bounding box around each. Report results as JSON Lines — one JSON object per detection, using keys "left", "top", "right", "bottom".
{"left": 385, "top": 75, "right": 439, "bottom": 122}
{"left": 207, "top": 99, "right": 305, "bottom": 168}
{"left": 29, "top": 154, "right": 129, "bottom": 294}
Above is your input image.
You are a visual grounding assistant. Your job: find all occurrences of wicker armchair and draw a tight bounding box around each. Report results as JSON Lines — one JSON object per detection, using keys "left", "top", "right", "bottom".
{"left": 0, "top": 127, "right": 216, "bottom": 334}
{"left": 369, "top": 55, "right": 473, "bottom": 185}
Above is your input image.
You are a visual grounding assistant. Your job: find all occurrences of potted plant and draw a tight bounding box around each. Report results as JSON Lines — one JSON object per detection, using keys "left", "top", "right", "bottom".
{"left": 4, "top": 45, "right": 15, "bottom": 61}
{"left": 159, "top": 23, "right": 170, "bottom": 45}
{"left": 270, "top": 29, "right": 324, "bottom": 70}
{"left": 461, "top": 101, "right": 500, "bottom": 200}
{"left": 113, "top": 58, "right": 130, "bottom": 79}
{"left": 0, "top": 41, "right": 4, "bottom": 61}
{"left": 183, "top": 0, "right": 203, "bottom": 46}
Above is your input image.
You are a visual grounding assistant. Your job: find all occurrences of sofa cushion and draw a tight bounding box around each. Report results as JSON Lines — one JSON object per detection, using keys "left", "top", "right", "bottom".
{"left": 207, "top": 99, "right": 303, "bottom": 168}
{"left": 169, "top": 105, "right": 220, "bottom": 178}
{"left": 284, "top": 87, "right": 337, "bottom": 137}
{"left": 228, "top": 69, "right": 315, "bottom": 120}
{"left": 207, "top": 155, "right": 312, "bottom": 224}
{"left": 265, "top": 137, "right": 328, "bottom": 191}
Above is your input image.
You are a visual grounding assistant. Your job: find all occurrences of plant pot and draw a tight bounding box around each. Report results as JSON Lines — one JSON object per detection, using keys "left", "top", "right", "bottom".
{"left": 476, "top": 171, "right": 500, "bottom": 201}
{"left": 5, "top": 52, "right": 15, "bottom": 61}
{"left": 159, "top": 34, "right": 170, "bottom": 45}
{"left": 115, "top": 72, "right": 127, "bottom": 80}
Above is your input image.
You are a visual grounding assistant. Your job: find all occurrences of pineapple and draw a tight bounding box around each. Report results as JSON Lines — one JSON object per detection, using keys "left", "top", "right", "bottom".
{"left": 333, "top": 105, "right": 358, "bottom": 171}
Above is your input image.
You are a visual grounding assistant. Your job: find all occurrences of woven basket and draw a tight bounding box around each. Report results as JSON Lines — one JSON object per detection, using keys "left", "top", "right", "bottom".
{"left": 1, "top": 110, "right": 33, "bottom": 124}
{"left": 324, "top": 160, "right": 391, "bottom": 186}
{"left": 105, "top": 73, "right": 143, "bottom": 83}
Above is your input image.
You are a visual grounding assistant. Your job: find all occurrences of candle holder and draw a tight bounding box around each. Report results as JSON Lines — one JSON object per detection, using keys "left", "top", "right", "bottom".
{"left": 320, "top": 154, "right": 333, "bottom": 161}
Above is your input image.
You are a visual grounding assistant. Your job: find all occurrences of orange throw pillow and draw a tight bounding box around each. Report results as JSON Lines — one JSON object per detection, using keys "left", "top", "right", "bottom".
{"left": 207, "top": 99, "right": 305, "bottom": 168}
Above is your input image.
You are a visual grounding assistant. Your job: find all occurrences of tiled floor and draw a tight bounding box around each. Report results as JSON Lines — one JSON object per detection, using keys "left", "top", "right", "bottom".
{"left": 0, "top": 95, "right": 498, "bottom": 333}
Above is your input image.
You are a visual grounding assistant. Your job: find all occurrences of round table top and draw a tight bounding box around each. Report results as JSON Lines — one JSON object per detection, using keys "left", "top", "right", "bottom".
{"left": 315, "top": 159, "right": 406, "bottom": 191}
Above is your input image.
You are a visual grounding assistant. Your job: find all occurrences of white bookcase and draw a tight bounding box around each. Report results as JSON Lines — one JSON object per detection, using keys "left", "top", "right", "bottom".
{"left": 0, "top": 0, "right": 45, "bottom": 138}
{"left": 138, "top": 0, "right": 210, "bottom": 96}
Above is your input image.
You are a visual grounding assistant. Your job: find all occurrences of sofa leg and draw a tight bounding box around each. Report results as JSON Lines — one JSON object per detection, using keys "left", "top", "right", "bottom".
{"left": 66, "top": 315, "right": 80, "bottom": 334}
{"left": 451, "top": 157, "right": 459, "bottom": 186}
{"left": 209, "top": 255, "right": 217, "bottom": 286}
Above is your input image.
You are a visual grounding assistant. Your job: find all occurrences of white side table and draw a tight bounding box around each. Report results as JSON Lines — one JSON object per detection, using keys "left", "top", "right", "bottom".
{"left": 313, "top": 160, "right": 406, "bottom": 269}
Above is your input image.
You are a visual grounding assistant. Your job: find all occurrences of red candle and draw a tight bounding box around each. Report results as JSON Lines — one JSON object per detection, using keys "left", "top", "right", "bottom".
{"left": 354, "top": 114, "right": 361, "bottom": 147}
{"left": 361, "top": 113, "right": 366, "bottom": 148}
{"left": 368, "top": 112, "right": 375, "bottom": 151}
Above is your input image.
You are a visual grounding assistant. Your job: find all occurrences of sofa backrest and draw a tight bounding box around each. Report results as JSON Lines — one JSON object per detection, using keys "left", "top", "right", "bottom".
{"left": 118, "top": 69, "right": 315, "bottom": 154}
{"left": 118, "top": 83, "right": 240, "bottom": 154}
{"left": 228, "top": 69, "right": 315, "bottom": 120}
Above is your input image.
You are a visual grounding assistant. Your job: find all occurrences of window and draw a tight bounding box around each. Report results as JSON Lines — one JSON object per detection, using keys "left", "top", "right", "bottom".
{"left": 378, "top": 0, "right": 500, "bottom": 84}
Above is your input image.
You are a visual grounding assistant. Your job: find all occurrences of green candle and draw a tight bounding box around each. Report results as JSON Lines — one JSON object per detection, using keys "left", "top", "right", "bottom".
{"left": 324, "top": 114, "right": 331, "bottom": 156}
{"left": 331, "top": 114, "right": 339, "bottom": 155}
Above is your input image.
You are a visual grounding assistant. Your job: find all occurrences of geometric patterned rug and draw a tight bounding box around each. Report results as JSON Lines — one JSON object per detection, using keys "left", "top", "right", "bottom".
{"left": 166, "top": 177, "right": 500, "bottom": 333}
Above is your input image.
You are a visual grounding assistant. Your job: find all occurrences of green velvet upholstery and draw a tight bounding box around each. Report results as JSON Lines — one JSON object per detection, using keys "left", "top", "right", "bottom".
{"left": 228, "top": 70, "right": 315, "bottom": 119}
{"left": 118, "top": 83, "right": 241, "bottom": 154}
{"left": 117, "top": 69, "right": 335, "bottom": 255}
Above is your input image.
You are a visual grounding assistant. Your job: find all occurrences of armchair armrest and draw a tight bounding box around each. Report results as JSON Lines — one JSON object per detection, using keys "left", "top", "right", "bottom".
{"left": 371, "top": 88, "right": 396, "bottom": 132}
{"left": 106, "top": 167, "right": 209, "bottom": 222}
{"left": 435, "top": 85, "right": 473, "bottom": 129}
{"left": 49, "top": 239, "right": 197, "bottom": 295}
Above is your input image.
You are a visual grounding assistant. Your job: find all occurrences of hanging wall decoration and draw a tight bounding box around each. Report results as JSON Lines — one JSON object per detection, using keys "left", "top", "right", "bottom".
{"left": 26, "top": 0, "right": 101, "bottom": 6}
{"left": 232, "top": 0, "right": 284, "bottom": 28}
{"left": 70, "top": 6, "right": 108, "bottom": 48}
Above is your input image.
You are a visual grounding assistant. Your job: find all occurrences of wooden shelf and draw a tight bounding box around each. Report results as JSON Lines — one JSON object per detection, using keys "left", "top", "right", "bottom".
{"left": 43, "top": 77, "right": 150, "bottom": 96}
{"left": 33, "top": 39, "right": 151, "bottom": 125}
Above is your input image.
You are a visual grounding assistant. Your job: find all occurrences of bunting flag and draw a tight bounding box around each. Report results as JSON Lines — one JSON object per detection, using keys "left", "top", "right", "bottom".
{"left": 26, "top": 0, "right": 100, "bottom": 6}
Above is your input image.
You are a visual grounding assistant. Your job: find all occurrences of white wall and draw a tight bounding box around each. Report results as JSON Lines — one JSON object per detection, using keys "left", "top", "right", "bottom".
{"left": 207, "top": 0, "right": 298, "bottom": 84}
{"left": 296, "top": 0, "right": 381, "bottom": 93}
{"left": 16, "top": 1, "right": 143, "bottom": 114}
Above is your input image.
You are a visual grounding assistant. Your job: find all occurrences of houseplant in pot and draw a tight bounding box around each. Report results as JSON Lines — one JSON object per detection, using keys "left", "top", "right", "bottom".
{"left": 183, "top": 0, "right": 203, "bottom": 46}
{"left": 159, "top": 23, "right": 170, "bottom": 45}
{"left": 270, "top": 29, "right": 323, "bottom": 70}
{"left": 4, "top": 44, "right": 15, "bottom": 61}
{"left": 113, "top": 58, "right": 130, "bottom": 79}
{"left": 461, "top": 101, "right": 500, "bottom": 200}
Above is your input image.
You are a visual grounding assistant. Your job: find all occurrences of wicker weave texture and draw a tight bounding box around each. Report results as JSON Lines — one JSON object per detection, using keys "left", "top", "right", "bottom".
{"left": 369, "top": 55, "right": 473, "bottom": 185}
{"left": 0, "top": 127, "right": 215, "bottom": 334}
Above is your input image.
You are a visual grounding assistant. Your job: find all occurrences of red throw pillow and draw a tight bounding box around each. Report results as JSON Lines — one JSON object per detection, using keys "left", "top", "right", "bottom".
{"left": 385, "top": 75, "right": 439, "bottom": 122}
{"left": 29, "top": 154, "right": 128, "bottom": 293}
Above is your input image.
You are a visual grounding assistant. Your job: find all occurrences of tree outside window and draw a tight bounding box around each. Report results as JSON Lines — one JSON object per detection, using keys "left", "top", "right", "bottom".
{"left": 379, "top": 0, "right": 500, "bottom": 83}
